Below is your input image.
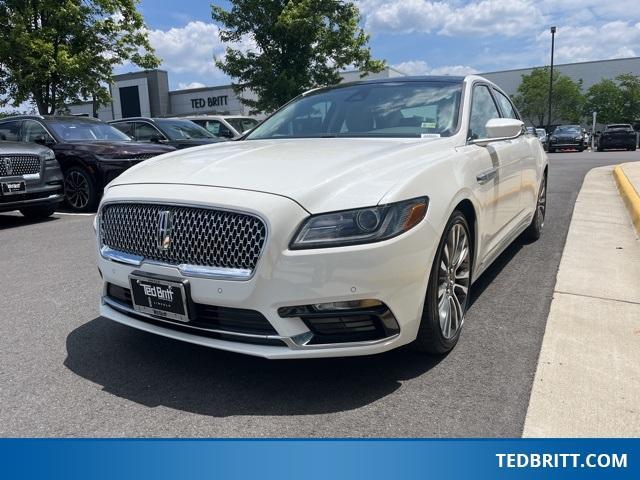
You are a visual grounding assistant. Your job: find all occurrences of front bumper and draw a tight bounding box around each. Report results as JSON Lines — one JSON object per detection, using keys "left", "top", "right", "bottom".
{"left": 97, "top": 184, "right": 438, "bottom": 358}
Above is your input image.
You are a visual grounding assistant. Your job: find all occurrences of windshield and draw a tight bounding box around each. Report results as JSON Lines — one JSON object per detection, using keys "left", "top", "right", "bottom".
{"left": 553, "top": 126, "right": 581, "bottom": 135}
{"left": 226, "top": 117, "right": 259, "bottom": 134}
{"left": 48, "top": 120, "right": 131, "bottom": 141}
{"left": 155, "top": 119, "right": 215, "bottom": 140}
{"left": 246, "top": 81, "right": 463, "bottom": 140}
{"left": 535, "top": 129, "right": 546, "bottom": 137}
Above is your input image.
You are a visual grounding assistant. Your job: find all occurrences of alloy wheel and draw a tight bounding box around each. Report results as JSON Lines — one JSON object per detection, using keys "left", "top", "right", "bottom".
{"left": 437, "top": 223, "right": 471, "bottom": 339}
{"left": 65, "top": 170, "right": 91, "bottom": 210}
{"left": 536, "top": 178, "right": 547, "bottom": 229}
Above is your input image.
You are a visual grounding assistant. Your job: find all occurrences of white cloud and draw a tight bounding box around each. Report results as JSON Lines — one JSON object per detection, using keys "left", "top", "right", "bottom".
{"left": 393, "top": 60, "right": 477, "bottom": 76}
{"left": 146, "top": 21, "right": 256, "bottom": 82}
{"left": 360, "top": 0, "right": 543, "bottom": 37}
{"left": 534, "top": 21, "right": 640, "bottom": 64}
{"left": 177, "top": 81, "right": 206, "bottom": 90}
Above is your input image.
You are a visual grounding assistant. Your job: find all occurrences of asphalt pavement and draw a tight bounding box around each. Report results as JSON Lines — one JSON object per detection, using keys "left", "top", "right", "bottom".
{"left": 0, "top": 150, "right": 636, "bottom": 437}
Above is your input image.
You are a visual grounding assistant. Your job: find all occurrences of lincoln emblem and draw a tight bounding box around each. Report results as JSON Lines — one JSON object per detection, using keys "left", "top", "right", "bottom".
{"left": 157, "top": 210, "right": 174, "bottom": 251}
{"left": 3, "top": 158, "right": 13, "bottom": 176}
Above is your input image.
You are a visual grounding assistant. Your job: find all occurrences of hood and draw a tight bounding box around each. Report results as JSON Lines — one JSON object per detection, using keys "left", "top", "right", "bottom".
{"left": 55, "top": 141, "right": 175, "bottom": 157}
{"left": 0, "top": 140, "right": 52, "bottom": 156}
{"left": 110, "top": 137, "right": 453, "bottom": 213}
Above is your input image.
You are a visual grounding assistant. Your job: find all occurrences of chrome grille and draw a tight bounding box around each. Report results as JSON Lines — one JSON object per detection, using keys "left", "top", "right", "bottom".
{"left": 0, "top": 155, "right": 41, "bottom": 176}
{"left": 100, "top": 203, "right": 267, "bottom": 271}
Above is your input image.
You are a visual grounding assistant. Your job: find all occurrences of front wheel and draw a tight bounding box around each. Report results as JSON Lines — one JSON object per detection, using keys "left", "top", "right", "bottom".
{"left": 524, "top": 174, "right": 547, "bottom": 241}
{"left": 64, "top": 167, "right": 98, "bottom": 212}
{"left": 414, "top": 211, "right": 472, "bottom": 355}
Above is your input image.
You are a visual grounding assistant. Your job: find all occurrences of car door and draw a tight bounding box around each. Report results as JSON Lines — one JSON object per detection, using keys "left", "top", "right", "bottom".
{"left": 465, "top": 84, "right": 524, "bottom": 260}
{"left": 493, "top": 88, "right": 538, "bottom": 219}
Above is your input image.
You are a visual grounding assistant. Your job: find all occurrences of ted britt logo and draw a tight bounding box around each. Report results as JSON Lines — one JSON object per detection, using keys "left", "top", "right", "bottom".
{"left": 157, "top": 210, "right": 174, "bottom": 251}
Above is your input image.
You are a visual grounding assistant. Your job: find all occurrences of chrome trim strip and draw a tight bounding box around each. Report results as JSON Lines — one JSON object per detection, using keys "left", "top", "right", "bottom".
{"left": 100, "top": 246, "right": 143, "bottom": 266}
{"left": 102, "top": 296, "right": 399, "bottom": 350}
{"left": 23, "top": 173, "right": 40, "bottom": 181}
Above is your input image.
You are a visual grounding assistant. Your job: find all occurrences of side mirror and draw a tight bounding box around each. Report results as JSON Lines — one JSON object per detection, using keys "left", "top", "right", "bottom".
{"left": 149, "top": 134, "right": 167, "bottom": 144}
{"left": 34, "top": 135, "right": 55, "bottom": 147}
{"left": 471, "top": 118, "right": 524, "bottom": 146}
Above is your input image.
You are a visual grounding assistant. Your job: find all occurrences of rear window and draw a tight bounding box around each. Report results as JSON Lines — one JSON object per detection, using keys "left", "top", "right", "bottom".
{"left": 606, "top": 124, "right": 633, "bottom": 131}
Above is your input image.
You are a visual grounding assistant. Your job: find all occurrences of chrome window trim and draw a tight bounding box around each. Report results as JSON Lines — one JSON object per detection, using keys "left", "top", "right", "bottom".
{"left": 98, "top": 200, "right": 270, "bottom": 281}
{"left": 102, "top": 295, "right": 400, "bottom": 350}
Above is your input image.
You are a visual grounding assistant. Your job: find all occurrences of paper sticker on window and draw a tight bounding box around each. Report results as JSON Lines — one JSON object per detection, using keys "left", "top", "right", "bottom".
{"left": 421, "top": 122, "right": 437, "bottom": 129}
{"left": 421, "top": 133, "right": 441, "bottom": 138}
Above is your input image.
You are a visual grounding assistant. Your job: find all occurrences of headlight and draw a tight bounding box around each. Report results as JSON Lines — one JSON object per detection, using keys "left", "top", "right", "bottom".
{"left": 290, "top": 197, "right": 428, "bottom": 249}
{"left": 42, "top": 150, "right": 56, "bottom": 160}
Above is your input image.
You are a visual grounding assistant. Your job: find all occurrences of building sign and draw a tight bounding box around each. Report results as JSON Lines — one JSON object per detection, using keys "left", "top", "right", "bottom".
{"left": 190, "top": 95, "right": 229, "bottom": 109}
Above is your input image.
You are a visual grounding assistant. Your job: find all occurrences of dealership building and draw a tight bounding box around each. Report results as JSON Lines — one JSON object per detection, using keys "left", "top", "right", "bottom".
{"left": 67, "top": 57, "right": 640, "bottom": 121}
{"left": 67, "top": 67, "right": 406, "bottom": 121}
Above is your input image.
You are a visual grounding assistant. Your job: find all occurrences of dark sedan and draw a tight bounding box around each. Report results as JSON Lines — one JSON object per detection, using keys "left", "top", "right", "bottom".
{"left": 597, "top": 124, "right": 637, "bottom": 152}
{"left": 0, "top": 116, "right": 175, "bottom": 212}
{"left": 547, "top": 125, "right": 585, "bottom": 153}
{"left": 109, "top": 117, "right": 225, "bottom": 149}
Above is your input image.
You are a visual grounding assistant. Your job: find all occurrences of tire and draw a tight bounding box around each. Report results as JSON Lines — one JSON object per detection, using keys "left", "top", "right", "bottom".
{"left": 597, "top": 143, "right": 604, "bottom": 152}
{"left": 414, "top": 211, "right": 472, "bottom": 355}
{"left": 64, "top": 167, "right": 98, "bottom": 212}
{"left": 523, "top": 173, "right": 547, "bottom": 242}
{"left": 19, "top": 205, "right": 56, "bottom": 219}
{"left": 548, "top": 147, "right": 555, "bottom": 153}
{"left": 631, "top": 146, "right": 637, "bottom": 151}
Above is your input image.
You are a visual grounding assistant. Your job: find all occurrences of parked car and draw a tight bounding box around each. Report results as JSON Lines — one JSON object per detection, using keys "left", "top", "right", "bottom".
{"left": 535, "top": 128, "right": 548, "bottom": 150}
{"left": 182, "top": 115, "right": 260, "bottom": 140}
{"left": 0, "top": 116, "right": 175, "bottom": 212}
{"left": 96, "top": 75, "right": 547, "bottom": 359}
{"left": 109, "top": 117, "right": 225, "bottom": 149}
{"left": 597, "top": 124, "right": 637, "bottom": 152}
{"left": 547, "top": 125, "right": 585, "bottom": 152}
{"left": 0, "top": 140, "right": 64, "bottom": 218}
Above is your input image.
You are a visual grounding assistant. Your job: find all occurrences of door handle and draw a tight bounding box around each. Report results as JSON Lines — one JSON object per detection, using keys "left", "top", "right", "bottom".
{"left": 476, "top": 168, "right": 497, "bottom": 184}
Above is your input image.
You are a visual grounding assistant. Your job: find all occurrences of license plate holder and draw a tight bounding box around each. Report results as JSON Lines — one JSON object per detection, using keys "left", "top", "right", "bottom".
{"left": 129, "top": 271, "right": 191, "bottom": 323}
{"left": 1, "top": 180, "right": 26, "bottom": 195}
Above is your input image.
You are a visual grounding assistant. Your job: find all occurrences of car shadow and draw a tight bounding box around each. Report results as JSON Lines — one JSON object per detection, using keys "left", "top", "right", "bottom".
{"left": 0, "top": 213, "right": 59, "bottom": 230}
{"left": 64, "top": 317, "right": 444, "bottom": 417}
{"left": 468, "top": 236, "right": 525, "bottom": 309}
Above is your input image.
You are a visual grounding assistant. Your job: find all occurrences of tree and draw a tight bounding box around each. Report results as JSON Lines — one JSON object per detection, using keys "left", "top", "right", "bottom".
{"left": 0, "top": 0, "right": 159, "bottom": 115}
{"left": 212, "top": 0, "right": 385, "bottom": 113}
{"left": 617, "top": 73, "right": 640, "bottom": 123}
{"left": 583, "top": 78, "right": 623, "bottom": 124}
{"left": 513, "top": 67, "right": 584, "bottom": 127}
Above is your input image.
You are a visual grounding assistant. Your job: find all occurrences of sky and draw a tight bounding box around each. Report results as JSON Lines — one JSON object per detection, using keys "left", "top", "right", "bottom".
{"left": 129, "top": 0, "right": 640, "bottom": 91}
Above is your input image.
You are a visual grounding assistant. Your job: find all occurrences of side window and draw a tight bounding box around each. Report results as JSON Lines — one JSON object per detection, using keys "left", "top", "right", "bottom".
{"left": 204, "top": 120, "right": 222, "bottom": 136}
{"left": 493, "top": 89, "right": 520, "bottom": 120}
{"left": 0, "top": 121, "right": 22, "bottom": 141}
{"left": 112, "top": 122, "right": 134, "bottom": 138}
{"left": 135, "top": 122, "right": 162, "bottom": 141}
{"left": 218, "top": 123, "right": 234, "bottom": 138}
{"left": 469, "top": 85, "right": 501, "bottom": 140}
{"left": 22, "top": 120, "right": 54, "bottom": 143}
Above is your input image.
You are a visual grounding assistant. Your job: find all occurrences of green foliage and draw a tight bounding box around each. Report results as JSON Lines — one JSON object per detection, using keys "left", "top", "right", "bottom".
{"left": 0, "top": 0, "right": 159, "bottom": 114}
{"left": 212, "top": 0, "right": 385, "bottom": 113}
{"left": 583, "top": 78, "right": 623, "bottom": 124}
{"left": 513, "top": 67, "right": 584, "bottom": 127}
{"left": 583, "top": 74, "right": 640, "bottom": 124}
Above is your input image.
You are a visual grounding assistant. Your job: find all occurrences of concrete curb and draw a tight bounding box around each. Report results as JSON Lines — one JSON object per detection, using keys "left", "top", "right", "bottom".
{"left": 613, "top": 163, "right": 640, "bottom": 233}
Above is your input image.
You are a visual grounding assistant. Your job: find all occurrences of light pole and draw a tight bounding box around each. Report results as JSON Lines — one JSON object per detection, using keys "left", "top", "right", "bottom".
{"left": 547, "top": 26, "right": 556, "bottom": 133}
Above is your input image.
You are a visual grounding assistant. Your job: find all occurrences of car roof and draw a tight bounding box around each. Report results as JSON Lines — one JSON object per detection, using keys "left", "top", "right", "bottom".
{"left": 0, "top": 115, "right": 103, "bottom": 123}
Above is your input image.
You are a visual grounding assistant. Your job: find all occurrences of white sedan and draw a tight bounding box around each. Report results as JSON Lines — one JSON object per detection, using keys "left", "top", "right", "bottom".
{"left": 95, "top": 75, "right": 547, "bottom": 359}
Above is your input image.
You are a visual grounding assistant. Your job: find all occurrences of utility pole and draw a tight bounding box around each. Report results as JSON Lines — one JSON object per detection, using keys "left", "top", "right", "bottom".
{"left": 547, "top": 26, "right": 556, "bottom": 133}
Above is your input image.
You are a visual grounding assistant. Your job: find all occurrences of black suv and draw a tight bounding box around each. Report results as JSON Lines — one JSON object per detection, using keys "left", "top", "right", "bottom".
{"left": 0, "top": 141, "right": 64, "bottom": 218}
{"left": 109, "top": 117, "right": 225, "bottom": 149}
{"left": 0, "top": 116, "right": 175, "bottom": 212}
{"left": 597, "top": 124, "right": 637, "bottom": 151}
